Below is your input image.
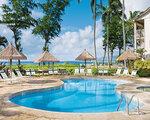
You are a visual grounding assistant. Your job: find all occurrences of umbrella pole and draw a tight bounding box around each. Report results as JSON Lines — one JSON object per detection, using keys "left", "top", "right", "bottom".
{"left": 85, "top": 60, "right": 86, "bottom": 76}
{"left": 52, "top": 62, "right": 54, "bottom": 72}
{"left": 10, "top": 59, "right": 12, "bottom": 78}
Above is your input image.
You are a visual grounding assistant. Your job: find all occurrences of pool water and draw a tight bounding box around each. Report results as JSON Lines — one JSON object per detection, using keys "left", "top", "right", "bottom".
{"left": 10, "top": 78, "right": 137, "bottom": 113}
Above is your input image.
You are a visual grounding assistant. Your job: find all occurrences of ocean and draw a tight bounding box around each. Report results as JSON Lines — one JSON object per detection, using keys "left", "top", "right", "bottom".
{"left": 1, "top": 61, "right": 94, "bottom": 65}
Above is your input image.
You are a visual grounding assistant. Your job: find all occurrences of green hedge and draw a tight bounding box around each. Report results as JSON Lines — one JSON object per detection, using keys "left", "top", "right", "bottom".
{"left": 134, "top": 60, "right": 150, "bottom": 69}
{"left": 134, "top": 60, "right": 150, "bottom": 77}
{"left": 137, "top": 68, "right": 150, "bottom": 77}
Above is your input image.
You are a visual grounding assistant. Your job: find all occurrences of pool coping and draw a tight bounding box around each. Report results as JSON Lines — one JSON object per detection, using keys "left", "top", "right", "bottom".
{"left": 1, "top": 76, "right": 150, "bottom": 120}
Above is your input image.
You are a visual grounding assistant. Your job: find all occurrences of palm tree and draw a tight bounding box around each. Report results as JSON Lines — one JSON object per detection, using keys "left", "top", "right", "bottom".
{"left": 0, "top": 36, "right": 8, "bottom": 48}
{"left": 125, "top": 11, "right": 140, "bottom": 49}
{"left": 97, "top": 0, "right": 111, "bottom": 67}
{"left": 77, "top": 0, "right": 98, "bottom": 68}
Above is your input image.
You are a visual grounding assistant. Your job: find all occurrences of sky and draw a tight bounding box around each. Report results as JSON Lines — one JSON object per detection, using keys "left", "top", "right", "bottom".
{"left": 0, "top": 0, "right": 150, "bottom": 61}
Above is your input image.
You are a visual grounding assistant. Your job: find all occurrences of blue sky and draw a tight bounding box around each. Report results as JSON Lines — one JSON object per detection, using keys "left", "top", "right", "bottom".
{"left": 0, "top": 0, "right": 150, "bottom": 61}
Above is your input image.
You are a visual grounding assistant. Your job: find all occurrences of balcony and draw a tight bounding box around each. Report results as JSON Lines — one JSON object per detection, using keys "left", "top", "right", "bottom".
{"left": 136, "top": 29, "right": 144, "bottom": 39}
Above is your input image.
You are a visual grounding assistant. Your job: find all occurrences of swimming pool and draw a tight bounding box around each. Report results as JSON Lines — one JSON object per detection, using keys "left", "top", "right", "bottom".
{"left": 10, "top": 78, "right": 137, "bottom": 113}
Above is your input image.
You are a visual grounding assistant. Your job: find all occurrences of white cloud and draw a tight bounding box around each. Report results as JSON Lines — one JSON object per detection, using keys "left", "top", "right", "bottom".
{"left": 0, "top": 0, "right": 7, "bottom": 6}
{"left": 52, "top": 20, "right": 103, "bottom": 61}
{"left": 121, "top": 0, "right": 150, "bottom": 16}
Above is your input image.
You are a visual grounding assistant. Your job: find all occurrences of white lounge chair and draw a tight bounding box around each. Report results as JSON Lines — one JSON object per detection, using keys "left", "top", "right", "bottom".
{"left": 122, "top": 68, "right": 129, "bottom": 75}
{"left": 80, "top": 68, "right": 85, "bottom": 74}
{"left": 0, "top": 71, "right": 17, "bottom": 83}
{"left": 114, "top": 68, "right": 122, "bottom": 76}
{"left": 26, "top": 70, "right": 31, "bottom": 76}
{"left": 87, "top": 69, "right": 92, "bottom": 75}
{"left": 31, "top": 70, "right": 36, "bottom": 76}
{"left": 130, "top": 70, "right": 138, "bottom": 77}
{"left": 103, "top": 70, "right": 108, "bottom": 75}
{"left": 15, "top": 69, "right": 23, "bottom": 77}
{"left": 11, "top": 71, "right": 17, "bottom": 78}
{"left": 0, "top": 71, "right": 9, "bottom": 79}
{"left": 74, "top": 68, "right": 79, "bottom": 74}
{"left": 48, "top": 69, "right": 53, "bottom": 75}
{"left": 98, "top": 70, "right": 104, "bottom": 74}
{"left": 53, "top": 69, "right": 59, "bottom": 75}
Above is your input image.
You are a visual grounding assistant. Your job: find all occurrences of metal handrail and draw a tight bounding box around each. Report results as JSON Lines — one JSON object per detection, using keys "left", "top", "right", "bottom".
{"left": 117, "top": 93, "right": 141, "bottom": 115}
{"left": 117, "top": 93, "right": 124, "bottom": 111}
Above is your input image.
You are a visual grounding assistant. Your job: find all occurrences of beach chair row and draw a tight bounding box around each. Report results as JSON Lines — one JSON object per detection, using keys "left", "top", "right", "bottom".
{"left": 0, "top": 69, "right": 24, "bottom": 83}
{"left": 25, "top": 69, "right": 60, "bottom": 76}
{"left": 74, "top": 68, "right": 92, "bottom": 75}
{"left": 114, "top": 68, "right": 137, "bottom": 77}
{"left": 74, "top": 68, "right": 109, "bottom": 75}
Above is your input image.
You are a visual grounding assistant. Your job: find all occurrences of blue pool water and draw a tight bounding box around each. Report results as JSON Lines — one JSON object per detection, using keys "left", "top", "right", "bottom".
{"left": 10, "top": 78, "right": 137, "bottom": 113}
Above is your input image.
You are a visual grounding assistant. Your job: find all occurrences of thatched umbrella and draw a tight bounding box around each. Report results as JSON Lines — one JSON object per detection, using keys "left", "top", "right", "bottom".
{"left": 35, "top": 51, "right": 59, "bottom": 70}
{"left": 75, "top": 49, "right": 95, "bottom": 68}
{"left": 0, "top": 43, "right": 27, "bottom": 77}
{"left": 117, "top": 50, "right": 139, "bottom": 61}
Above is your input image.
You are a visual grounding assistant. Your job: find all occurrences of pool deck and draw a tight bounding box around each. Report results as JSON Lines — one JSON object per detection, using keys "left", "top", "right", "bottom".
{"left": 0, "top": 75, "right": 150, "bottom": 120}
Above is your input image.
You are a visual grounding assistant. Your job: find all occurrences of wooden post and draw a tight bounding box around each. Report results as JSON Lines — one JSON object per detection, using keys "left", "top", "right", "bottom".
{"left": 134, "top": 22, "right": 137, "bottom": 50}
{"left": 85, "top": 60, "right": 86, "bottom": 76}
{"left": 10, "top": 59, "right": 12, "bottom": 78}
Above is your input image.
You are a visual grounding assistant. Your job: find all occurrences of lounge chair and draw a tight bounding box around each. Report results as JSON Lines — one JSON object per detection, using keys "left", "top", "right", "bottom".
{"left": 122, "top": 68, "right": 129, "bottom": 75}
{"left": 87, "top": 69, "right": 92, "bottom": 75}
{"left": 98, "top": 70, "right": 104, "bottom": 75}
{"left": 74, "top": 68, "right": 79, "bottom": 74}
{"left": 114, "top": 68, "right": 122, "bottom": 76}
{"left": 15, "top": 69, "right": 27, "bottom": 78}
{"left": 48, "top": 69, "right": 53, "bottom": 75}
{"left": 53, "top": 69, "right": 59, "bottom": 75}
{"left": 31, "top": 69, "right": 36, "bottom": 76}
{"left": 26, "top": 70, "right": 31, "bottom": 76}
{"left": 99, "top": 69, "right": 108, "bottom": 75}
{"left": 80, "top": 68, "right": 85, "bottom": 74}
{"left": 130, "top": 70, "right": 138, "bottom": 77}
{"left": 0, "top": 71, "right": 17, "bottom": 83}
{"left": 0, "top": 71, "right": 9, "bottom": 79}
{"left": 15, "top": 69, "right": 23, "bottom": 77}
{"left": 11, "top": 71, "right": 17, "bottom": 78}
{"left": 103, "top": 70, "right": 108, "bottom": 75}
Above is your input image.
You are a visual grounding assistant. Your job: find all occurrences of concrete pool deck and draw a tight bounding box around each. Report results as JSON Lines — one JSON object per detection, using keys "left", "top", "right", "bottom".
{"left": 0, "top": 75, "right": 150, "bottom": 120}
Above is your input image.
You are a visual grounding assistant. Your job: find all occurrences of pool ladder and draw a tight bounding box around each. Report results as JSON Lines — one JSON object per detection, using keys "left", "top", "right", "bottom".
{"left": 117, "top": 92, "right": 140, "bottom": 115}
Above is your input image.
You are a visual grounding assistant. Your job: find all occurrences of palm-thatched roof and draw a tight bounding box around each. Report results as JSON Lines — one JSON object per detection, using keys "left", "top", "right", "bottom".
{"left": 0, "top": 43, "right": 27, "bottom": 60}
{"left": 35, "top": 51, "right": 59, "bottom": 63}
{"left": 75, "top": 49, "right": 95, "bottom": 61}
{"left": 117, "top": 50, "right": 139, "bottom": 61}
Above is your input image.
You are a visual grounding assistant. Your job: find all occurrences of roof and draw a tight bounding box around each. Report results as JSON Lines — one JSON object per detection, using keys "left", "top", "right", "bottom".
{"left": 134, "top": 7, "right": 150, "bottom": 20}
{"left": 0, "top": 43, "right": 27, "bottom": 60}
{"left": 117, "top": 50, "right": 139, "bottom": 61}
{"left": 75, "top": 49, "right": 95, "bottom": 61}
{"left": 35, "top": 51, "right": 59, "bottom": 63}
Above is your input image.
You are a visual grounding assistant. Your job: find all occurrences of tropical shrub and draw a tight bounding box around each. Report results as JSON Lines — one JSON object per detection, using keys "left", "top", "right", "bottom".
{"left": 134, "top": 60, "right": 150, "bottom": 77}
{"left": 137, "top": 68, "right": 150, "bottom": 77}
{"left": 134, "top": 60, "right": 150, "bottom": 69}
{"left": 92, "top": 67, "right": 98, "bottom": 75}
{"left": 67, "top": 69, "right": 74, "bottom": 75}
{"left": 108, "top": 68, "right": 117, "bottom": 75}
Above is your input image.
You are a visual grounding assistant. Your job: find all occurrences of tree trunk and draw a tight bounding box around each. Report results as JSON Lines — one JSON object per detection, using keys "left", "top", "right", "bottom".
{"left": 106, "top": 22, "right": 110, "bottom": 68}
{"left": 93, "top": 0, "right": 98, "bottom": 68}
{"left": 43, "top": 39, "right": 49, "bottom": 51}
{"left": 102, "top": 47, "right": 106, "bottom": 65}
{"left": 118, "top": 48, "right": 122, "bottom": 56}
{"left": 110, "top": 51, "right": 113, "bottom": 65}
{"left": 12, "top": 29, "right": 21, "bottom": 65}
{"left": 106, "top": 1, "right": 111, "bottom": 68}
